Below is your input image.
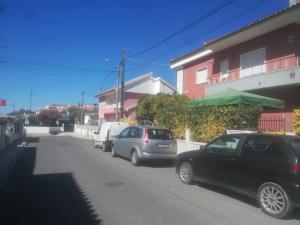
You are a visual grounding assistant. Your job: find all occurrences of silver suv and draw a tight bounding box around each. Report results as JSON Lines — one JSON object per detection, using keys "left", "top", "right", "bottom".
{"left": 111, "top": 126, "right": 177, "bottom": 166}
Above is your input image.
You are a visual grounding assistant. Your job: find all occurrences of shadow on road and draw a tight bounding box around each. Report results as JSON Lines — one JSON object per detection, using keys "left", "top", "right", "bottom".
{"left": 0, "top": 146, "right": 102, "bottom": 225}
{"left": 25, "top": 136, "right": 40, "bottom": 144}
{"left": 141, "top": 160, "right": 175, "bottom": 168}
{"left": 197, "top": 182, "right": 300, "bottom": 220}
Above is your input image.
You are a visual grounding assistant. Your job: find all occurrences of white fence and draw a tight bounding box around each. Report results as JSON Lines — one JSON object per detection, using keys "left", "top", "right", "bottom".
{"left": 176, "top": 140, "right": 206, "bottom": 154}
{"left": 74, "top": 124, "right": 98, "bottom": 138}
{"left": 25, "top": 126, "right": 63, "bottom": 134}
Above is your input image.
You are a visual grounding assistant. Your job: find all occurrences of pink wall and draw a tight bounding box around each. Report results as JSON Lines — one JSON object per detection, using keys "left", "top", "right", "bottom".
{"left": 182, "top": 24, "right": 300, "bottom": 99}
{"left": 123, "top": 92, "right": 145, "bottom": 110}
{"left": 98, "top": 92, "right": 146, "bottom": 122}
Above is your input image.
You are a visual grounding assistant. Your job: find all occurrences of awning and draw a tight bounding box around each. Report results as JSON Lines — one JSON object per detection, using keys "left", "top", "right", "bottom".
{"left": 188, "top": 88, "right": 284, "bottom": 108}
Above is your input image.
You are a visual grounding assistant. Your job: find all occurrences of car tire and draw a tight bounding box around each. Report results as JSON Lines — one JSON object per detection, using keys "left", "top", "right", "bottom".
{"left": 102, "top": 143, "right": 107, "bottom": 152}
{"left": 257, "top": 182, "right": 292, "bottom": 218}
{"left": 131, "top": 150, "right": 140, "bottom": 166}
{"left": 178, "top": 161, "right": 194, "bottom": 184}
{"left": 93, "top": 141, "right": 97, "bottom": 148}
{"left": 111, "top": 146, "right": 117, "bottom": 157}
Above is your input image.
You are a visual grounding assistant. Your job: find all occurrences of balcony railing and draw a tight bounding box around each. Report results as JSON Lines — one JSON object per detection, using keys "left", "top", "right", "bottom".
{"left": 207, "top": 55, "right": 299, "bottom": 85}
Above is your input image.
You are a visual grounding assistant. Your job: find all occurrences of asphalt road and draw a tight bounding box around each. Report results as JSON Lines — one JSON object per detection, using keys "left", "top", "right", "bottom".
{"left": 0, "top": 135, "right": 299, "bottom": 225}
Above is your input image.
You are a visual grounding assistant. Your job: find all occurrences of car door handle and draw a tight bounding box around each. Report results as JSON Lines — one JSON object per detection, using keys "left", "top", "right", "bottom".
{"left": 226, "top": 158, "right": 236, "bottom": 161}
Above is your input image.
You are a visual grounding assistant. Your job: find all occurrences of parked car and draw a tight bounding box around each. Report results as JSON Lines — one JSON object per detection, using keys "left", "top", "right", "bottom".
{"left": 94, "top": 122, "right": 129, "bottom": 152}
{"left": 175, "top": 133, "right": 300, "bottom": 218}
{"left": 112, "top": 126, "right": 177, "bottom": 166}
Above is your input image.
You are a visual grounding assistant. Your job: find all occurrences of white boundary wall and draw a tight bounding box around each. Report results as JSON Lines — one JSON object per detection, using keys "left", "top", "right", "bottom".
{"left": 176, "top": 140, "right": 205, "bottom": 154}
{"left": 74, "top": 124, "right": 98, "bottom": 139}
{"left": 25, "top": 126, "right": 62, "bottom": 134}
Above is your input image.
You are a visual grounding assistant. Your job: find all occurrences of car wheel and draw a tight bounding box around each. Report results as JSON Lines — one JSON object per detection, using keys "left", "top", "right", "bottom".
{"left": 257, "top": 182, "right": 292, "bottom": 218}
{"left": 93, "top": 141, "right": 97, "bottom": 148}
{"left": 179, "top": 162, "right": 193, "bottom": 184}
{"left": 131, "top": 150, "right": 140, "bottom": 166}
{"left": 111, "top": 146, "right": 117, "bottom": 157}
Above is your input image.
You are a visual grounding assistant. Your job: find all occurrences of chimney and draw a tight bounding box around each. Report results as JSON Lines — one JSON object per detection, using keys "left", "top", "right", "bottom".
{"left": 289, "top": 0, "right": 300, "bottom": 6}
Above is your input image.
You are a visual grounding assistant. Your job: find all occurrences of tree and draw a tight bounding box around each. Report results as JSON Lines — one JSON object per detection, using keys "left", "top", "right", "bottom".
{"left": 37, "top": 110, "right": 60, "bottom": 126}
{"left": 28, "top": 114, "right": 40, "bottom": 125}
{"left": 67, "top": 106, "right": 82, "bottom": 123}
{"left": 136, "top": 94, "right": 189, "bottom": 139}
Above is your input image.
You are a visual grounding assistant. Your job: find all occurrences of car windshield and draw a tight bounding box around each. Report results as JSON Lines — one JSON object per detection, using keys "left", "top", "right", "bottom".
{"left": 291, "top": 138, "right": 300, "bottom": 154}
{"left": 147, "top": 129, "right": 173, "bottom": 140}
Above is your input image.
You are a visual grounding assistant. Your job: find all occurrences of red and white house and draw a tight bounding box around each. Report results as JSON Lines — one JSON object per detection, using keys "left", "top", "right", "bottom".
{"left": 170, "top": 2, "right": 300, "bottom": 132}
{"left": 96, "top": 73, "right": 175, "bottom": 123}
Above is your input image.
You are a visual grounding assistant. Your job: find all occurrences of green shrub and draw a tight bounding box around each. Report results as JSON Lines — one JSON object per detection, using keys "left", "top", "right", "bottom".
{"left": 136, "top": 94, "right": 262, "bottom": 142}
{"left": 49, "top": 130, "right": 61, "bottom": 135}
{"left": 293, "top": 109, "right": 300, "bottom": 135}
{"left": 188, "top": 105, "right": 262, "bottom": 142}
{"left": 137, "top": 94, "right": 189, "bottom": 139}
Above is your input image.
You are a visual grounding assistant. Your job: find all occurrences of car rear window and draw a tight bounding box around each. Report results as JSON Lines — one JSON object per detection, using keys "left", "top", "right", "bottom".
{"left": 291, "top": 138, "right": 300, "bottom": 154}
{"left": 147, "top": 129, "right": 173, "bottom": 140}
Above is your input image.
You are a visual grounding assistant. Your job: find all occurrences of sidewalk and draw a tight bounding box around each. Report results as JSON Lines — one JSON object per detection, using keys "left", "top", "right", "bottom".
{"left": 0, "top": 140, "right": 25, "bottom": 190}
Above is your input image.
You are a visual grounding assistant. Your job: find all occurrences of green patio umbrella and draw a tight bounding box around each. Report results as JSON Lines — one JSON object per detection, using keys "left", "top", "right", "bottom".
{"left": 188, "top": 88, "right": 284, "bottom": 108}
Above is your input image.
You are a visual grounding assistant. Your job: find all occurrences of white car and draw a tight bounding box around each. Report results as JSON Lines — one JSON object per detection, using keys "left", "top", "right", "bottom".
{"left": 94, "top": 122, "right": 129, "bottom": 152}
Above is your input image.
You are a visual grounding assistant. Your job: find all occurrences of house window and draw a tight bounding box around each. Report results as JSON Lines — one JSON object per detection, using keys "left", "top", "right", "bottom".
{"left": 220, "top": 59, "right": 229, "bottom": 79}
{"left": 240, "top": 47, "right": 266, "bottom": 78}
{"left": 196, "top": 68, "right": 208, "bottom": 84}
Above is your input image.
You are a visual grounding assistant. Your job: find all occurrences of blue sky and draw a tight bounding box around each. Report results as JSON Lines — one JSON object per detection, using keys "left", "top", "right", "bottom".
{"left": 0, "top": 0, "right": 288, "bottom": 114}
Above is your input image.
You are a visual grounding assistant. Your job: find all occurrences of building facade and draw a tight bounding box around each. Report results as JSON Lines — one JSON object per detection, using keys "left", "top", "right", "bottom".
{"left": 170, "top": 4, "right": 300, "bottom": 113}
{"left": 96, "top": 73, "right": 175, "bottom": 123}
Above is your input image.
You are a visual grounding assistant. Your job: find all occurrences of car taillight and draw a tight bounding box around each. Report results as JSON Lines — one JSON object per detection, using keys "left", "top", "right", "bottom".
{"left": 144, "top": 128, "right": 149, "bottom": 144}
{"left": 289, "top": 164, "right": 300, "bottom": 174}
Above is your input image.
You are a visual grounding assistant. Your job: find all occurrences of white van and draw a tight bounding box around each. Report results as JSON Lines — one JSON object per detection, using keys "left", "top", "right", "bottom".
{"left": 94, "top": 122, "right": 129, "bottom": 151}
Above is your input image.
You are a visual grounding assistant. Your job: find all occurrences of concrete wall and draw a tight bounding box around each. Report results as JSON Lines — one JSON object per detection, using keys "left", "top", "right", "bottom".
{"left": 205, "top": 67, "right": 300, "bottom": 96}
{"left": 176, "top": 140, "right": 205, "bottom": 155}
{"left": 74, "top": 124, "right": 98, "bottom": 139}
{"left": 25, "top": 126, "right": 62, "bottom": 134}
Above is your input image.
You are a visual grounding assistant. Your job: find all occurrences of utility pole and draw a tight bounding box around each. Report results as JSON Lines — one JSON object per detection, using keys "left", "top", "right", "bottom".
{"left": 116, "top": 69, "right": 120, "bottom": 120}
{"left": 118, "top": 49, "right": 126, "bottom": 120}
{"left": 29, "top": 90, "right": 32, "bottom": 112}
{"left": 80, "top": 91, "right": 85, "bottom": 125}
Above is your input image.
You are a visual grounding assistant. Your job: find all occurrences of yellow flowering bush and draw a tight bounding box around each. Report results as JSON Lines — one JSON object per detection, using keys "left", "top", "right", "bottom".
{"left": 293, "top": 109, "right": 300, "bottom": 136}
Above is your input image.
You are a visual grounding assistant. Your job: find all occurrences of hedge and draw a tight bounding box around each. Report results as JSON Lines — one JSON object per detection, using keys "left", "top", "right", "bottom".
{"left": 136, "top": 94, "right": 262, "bottom": 142}
{"left": 188, "top": 105, "right": 261, "bottom": 142}
{"left": 293, "top": 109, "right": 300, "bottom": 135}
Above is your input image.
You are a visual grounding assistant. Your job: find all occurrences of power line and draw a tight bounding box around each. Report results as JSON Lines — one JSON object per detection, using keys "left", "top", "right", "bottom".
{"left": 6, "top": 61, "right": 107, "bottom": 76}
{"left": 130, "top": 0, "right": 235, "bottom": 58}
{"left": 126, "top": 0, "right": 271, "bottom": 73}
{"left": 84, "top": 68, "right": 118, "bottom": 94}
{"left": 7, "top": 56, "right": 112, "bottom": 74}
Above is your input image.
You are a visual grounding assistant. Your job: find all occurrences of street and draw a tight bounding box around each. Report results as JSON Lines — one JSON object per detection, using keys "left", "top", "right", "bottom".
{"left": 0, "top": 135, "right": 299, "bottom": 225}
